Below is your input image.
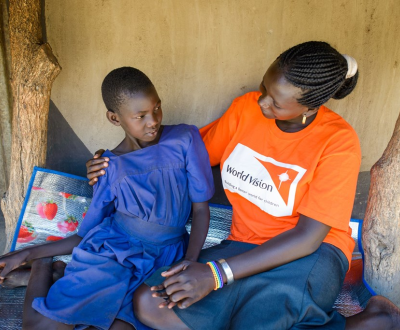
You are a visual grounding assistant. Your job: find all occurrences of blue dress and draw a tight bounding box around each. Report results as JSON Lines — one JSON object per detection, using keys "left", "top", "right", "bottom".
{"left": 32, "top": 124, "right": 215, "bottom": 330}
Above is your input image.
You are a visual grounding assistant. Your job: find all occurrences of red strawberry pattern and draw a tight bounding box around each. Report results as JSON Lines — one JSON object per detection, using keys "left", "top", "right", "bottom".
{"left": 59, "top": 192, "right": 77, "bottom": 200}
{"left": 46, "top": 235, "right": 64, "bottom": 242}
{"left": 36, "top": 202, "right": 46, "bottom": 218}
{"left": 82, "top": 206, "right": 88, "bottom": 219}
{"left": 17, "top": 221, "right": 38, "bottom": 243}
{"left": 32, "top": 186, "right": 45, "bottom": 191}
{"left": 43, "top": 201, "right": 58, "bottom": 220}
{"left": 57, "top": 215, "right": 79, "bottom": 233}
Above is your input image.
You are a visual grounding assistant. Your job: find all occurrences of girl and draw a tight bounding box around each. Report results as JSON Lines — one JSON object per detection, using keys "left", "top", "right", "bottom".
{"left": 0, "top": 67, "right": 214, "bottom": 330}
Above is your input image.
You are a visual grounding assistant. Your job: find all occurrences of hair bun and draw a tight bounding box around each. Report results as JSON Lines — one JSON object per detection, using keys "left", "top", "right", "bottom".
{"left": 332, "top": 71, "right": 359, "bottom": 100}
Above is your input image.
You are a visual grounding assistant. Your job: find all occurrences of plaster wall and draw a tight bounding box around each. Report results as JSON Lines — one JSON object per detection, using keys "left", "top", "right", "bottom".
{"left": 45, "top": 0, "right": 400, "bottom": 172}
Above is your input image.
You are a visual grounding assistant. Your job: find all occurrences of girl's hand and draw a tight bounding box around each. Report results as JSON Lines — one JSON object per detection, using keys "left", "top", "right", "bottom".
{"left": 86, "top": 149, "right": 109, "bottom": 186}
{"left": 0, "top": 249, "right": 30, "bottom": 283}
{"left": 151, "top": 261, "right": 215, "bottom": 309}
{"left": 150, "top": 260, "right": 191, "bottom": 309}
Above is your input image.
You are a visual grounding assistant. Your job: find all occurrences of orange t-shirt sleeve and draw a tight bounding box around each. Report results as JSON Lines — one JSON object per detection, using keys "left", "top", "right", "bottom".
{"left": 199, "top": 98, "right": 242, "bottom": 166}
{"left": 297, "top": 148, "right": 361, "bottom": 231}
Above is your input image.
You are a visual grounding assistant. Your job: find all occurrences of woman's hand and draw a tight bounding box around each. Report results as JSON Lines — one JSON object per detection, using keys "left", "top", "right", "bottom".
{"left": 86, "top": 149, "right": 109, "bottom": 186}
{"left": 151, "top": 260, "right": 215, "bottom": 309}
{"left": 0, "top": 249, "right": 30, "bottom": 283}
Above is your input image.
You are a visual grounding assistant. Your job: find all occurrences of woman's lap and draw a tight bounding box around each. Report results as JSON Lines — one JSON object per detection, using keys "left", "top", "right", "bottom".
{"left": 145, "top": 241, "right": 348, "bottom": 330}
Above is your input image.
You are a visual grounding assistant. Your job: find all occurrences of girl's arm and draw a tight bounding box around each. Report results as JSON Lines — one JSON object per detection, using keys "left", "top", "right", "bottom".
{"left": 152, "top": 215, "right": 330, "bottom": 309}
{"left": 0, "top": 234, "right": 82, "bottom": 281}
{"left": 152, "top": 201, "right": 209, "bottom": 309}
{"left": 184, "top": 202, "right": 210, "bottom": 262}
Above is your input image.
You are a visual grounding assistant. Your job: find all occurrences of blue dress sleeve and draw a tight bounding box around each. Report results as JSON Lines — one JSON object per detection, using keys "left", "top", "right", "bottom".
{"left": 186, "top": 126, "right": 215, "bottom": 202}
{"left": 77, "top": 169, "right": 116, "bottom": 238}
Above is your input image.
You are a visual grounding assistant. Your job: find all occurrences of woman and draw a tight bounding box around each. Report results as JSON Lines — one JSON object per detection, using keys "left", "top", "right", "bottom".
{"left": 85, "top": 41, "right": 399, "bottom": 330}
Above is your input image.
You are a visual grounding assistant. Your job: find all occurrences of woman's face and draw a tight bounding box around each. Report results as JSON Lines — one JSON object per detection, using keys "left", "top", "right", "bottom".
{"left": 258, "top": 61, "right": 311, "bottom": 122}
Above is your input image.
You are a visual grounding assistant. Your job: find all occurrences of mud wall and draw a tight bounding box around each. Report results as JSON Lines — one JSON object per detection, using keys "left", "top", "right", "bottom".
{"left": 45, "top": 0, "right": 400, "bottom": 171}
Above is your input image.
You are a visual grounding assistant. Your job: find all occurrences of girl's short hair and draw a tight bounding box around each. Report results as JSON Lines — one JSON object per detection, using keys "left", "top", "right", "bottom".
{"left": 101, "top": 67, "right": 154, "bottom": 113}
{"left": 277, "top": 41, "right": 359, "bottom": 109}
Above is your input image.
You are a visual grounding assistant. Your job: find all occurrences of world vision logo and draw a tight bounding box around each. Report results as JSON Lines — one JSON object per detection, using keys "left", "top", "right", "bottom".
{"left": 222, "top": 144, "right": 307, "bottom": 217}
{"left": 255, "top": 159, "right": 300, "bottom": 206}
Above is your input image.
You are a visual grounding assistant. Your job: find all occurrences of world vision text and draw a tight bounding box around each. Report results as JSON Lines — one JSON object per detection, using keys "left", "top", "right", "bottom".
{"left": 226, "top": 165, "right": 273, "bottom": 192}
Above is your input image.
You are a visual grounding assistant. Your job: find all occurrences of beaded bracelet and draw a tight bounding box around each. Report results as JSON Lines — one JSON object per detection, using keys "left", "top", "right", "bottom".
{"left": 206, "top": 261, "right": 224, "bottom": 290}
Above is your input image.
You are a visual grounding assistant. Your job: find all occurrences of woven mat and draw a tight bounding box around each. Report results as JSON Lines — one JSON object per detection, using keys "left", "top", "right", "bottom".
{"left": 0, "top": 169, "right": 372, "bottom": 328}
{"left": 0, "top": 167, "right": 92, "bottom": 328}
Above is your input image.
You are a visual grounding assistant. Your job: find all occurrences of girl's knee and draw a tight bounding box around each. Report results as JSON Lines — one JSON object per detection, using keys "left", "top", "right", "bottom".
{"left": 133, "top": 284, "right": 189, "bottom": 330}
{"left": 133, "top": 284, "right": 155, "bottom": 325}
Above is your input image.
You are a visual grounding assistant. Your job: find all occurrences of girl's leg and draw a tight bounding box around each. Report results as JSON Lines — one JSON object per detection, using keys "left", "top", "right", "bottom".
{"left": 133, "top": 283, "right": 189, "bottom": 330}
{"left": 1, "top": 259, "right": 66, "bottom": 288}
{"left": 345, "top": 296, "right": 400, "bottom": 330}
{"left": 87, "top": 319, "right": 135, "bottom": 330}
{"left": 22, "top": 257, "right": 72, "bottom": 330}
{"left": 0, "top": 267, "right": 31, "bottom": 288}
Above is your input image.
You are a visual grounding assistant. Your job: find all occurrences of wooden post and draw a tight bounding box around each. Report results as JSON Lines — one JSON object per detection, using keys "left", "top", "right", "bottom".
{"left": 363, "top": 111, "right": 400, "bottom": 307}
{"left": 0, "top": 0, "right": 12, "bottom": 198}
{"left": 0, "top": 0, "right": 61, "bottom": 253}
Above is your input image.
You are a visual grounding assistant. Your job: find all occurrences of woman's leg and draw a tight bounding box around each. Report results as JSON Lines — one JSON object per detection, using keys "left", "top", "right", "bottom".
{"left": 345, "top": 296, "right": 400, "bottom": 330}
{"left": 133, "top": 283, "right": 189, "bottom": 330}
{"left": 22, "top": 258, "right": 72, "bottom": 330}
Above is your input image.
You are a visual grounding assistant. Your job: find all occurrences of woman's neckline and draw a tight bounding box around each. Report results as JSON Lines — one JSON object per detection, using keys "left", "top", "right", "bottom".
{"left": 268, "top": 106, "right": 325, "bottom": 140}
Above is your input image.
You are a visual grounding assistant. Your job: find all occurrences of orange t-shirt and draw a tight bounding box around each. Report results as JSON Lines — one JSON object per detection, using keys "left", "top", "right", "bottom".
{"left": 200, "top": 92, "right": 361, "bottom": 265}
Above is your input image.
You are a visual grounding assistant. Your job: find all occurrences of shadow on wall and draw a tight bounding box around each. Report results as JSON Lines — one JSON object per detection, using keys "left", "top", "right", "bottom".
{"left": 46, "top": 100, "right": 93, "bottom": 178}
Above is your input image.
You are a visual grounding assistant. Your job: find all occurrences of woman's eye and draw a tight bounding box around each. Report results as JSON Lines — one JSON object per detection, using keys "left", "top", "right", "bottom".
{"left": 273, "top": 103, "right": 281, "bottom": 109}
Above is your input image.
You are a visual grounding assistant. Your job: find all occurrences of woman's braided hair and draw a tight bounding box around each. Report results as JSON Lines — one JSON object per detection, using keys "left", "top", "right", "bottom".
{"left": 277, "top": 41, "right": 358, "bottom": 109}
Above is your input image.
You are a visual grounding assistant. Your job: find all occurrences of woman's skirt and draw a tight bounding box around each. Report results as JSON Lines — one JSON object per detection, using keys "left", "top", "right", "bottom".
{"left": 146, "top": 240, "right": 348, "bottom": 330}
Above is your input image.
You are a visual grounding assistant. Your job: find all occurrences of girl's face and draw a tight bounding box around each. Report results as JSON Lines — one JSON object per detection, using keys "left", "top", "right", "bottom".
{"left": 258, "top": 61, "right": 315, "bottom": 122}
{"left": 110, "top": 87, "right": 163, "bottom": 148}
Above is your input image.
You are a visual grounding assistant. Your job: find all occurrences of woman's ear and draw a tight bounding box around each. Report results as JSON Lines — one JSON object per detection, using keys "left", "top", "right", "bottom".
{"left": 306, "top": 107, "right": 319, "bottom": 117}
{"left": 106, "top": 110, "right": 121, "bottom": 126}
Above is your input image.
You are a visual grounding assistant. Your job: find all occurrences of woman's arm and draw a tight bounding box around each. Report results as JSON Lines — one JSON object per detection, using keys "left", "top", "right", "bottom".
{"left": 152, "top": 215, "right": 330, "bottom": 309}
{"left": 0, "top": 234, "right": 82, "bottom": 281}
{"left": 226, "top": 215, "right": 330, "bottom": 279}
{"left": 86, "top": 149, "right": 109, "bottom": 186}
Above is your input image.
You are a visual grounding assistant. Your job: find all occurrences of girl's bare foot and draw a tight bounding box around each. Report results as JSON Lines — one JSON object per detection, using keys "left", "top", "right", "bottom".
{"left": 0, "top": 260, "right": 67, "bottom": 289}
{"left": 346, "top": 295, "right": 400, "bottom": 329}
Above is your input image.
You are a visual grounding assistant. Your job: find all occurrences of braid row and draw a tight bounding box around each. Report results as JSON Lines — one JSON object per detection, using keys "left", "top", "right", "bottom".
{"left": 277, "top": 41, "right": 358, "bottom": 108}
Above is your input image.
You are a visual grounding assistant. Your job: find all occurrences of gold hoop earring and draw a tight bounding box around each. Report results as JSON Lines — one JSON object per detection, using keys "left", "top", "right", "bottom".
{"left": 302, "top": 114, "right": 307, "bottom": 125}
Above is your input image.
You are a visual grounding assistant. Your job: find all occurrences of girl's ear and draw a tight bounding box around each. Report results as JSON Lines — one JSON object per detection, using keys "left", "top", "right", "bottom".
{"left": 106, "top": 111, "right": 121, "bottom": 126}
